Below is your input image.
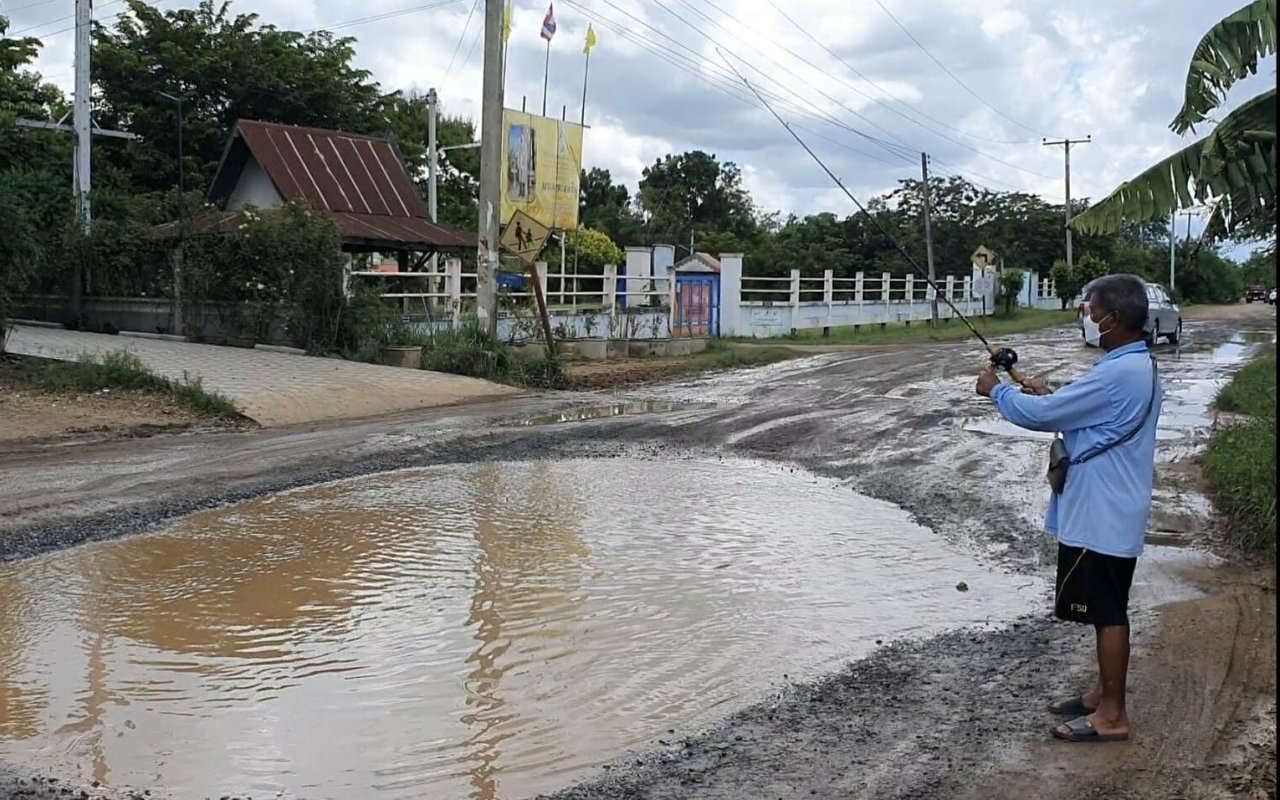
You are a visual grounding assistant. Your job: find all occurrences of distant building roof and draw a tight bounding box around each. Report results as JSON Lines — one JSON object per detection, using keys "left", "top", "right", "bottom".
{"left": 206, "top": 119, "right": 475, "bottom": 250}
{"left": 674, "top": 252, "right": 721, "bottom": 273}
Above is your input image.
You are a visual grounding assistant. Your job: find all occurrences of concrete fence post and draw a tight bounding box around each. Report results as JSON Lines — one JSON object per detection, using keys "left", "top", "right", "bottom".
{"left": 446, "top": 257, "right": 462, "bottom": 328}
{"left": 667, "top": 264, "right": 678, "bottom": 337}
{"left": 882, "top": 272, "right": 892, "bottom": 319}
{"left": 603, "top": 263, "right": 617, "bottom": 313}
{"left": 718, "top": 253, "right": 743, "bottom": 337}
{"left": 535, "top": 261, "right": 549, "bottom": 307}
{"left": 855, "top": 271, "right": 864, "bottom": 305}
{"left": 904, "top": 274, "right": 915, "bottom": 308}
{"left": 823, "top": 268, "right": 834, "bottom": 333}
{"left": 945, "top": 275, "right": 956, "bottom": 318}
{"left": 789, "top": 269, "right": 801, "bottom": 308}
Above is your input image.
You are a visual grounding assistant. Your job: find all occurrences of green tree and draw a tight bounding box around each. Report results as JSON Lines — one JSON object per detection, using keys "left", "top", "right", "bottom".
{"left": 997, "top": 269, "right": 1026, "bottom": 315}
{"left": 379, "top": 92, "right": 478, "bottom": 230}
{"left": 1073, "top": 0, "right": 1276, "bottom": 242}
{"left": 1240, "top": 248, "right": 1277, "bottom": 287}
{"left": 1051, "top": 260, "right": 1080, "bottom": 309}
{"left": 1178, "top": 245, "right": 1245, "bottom": 304}
{"left": 580, "top": 167, "right": 644, "bottom": 244}
{"left": 544, "top": 228, "right": 624, "bottom": 273}
{"left": 90, "top": 0, "right": 386, "bottom": 195}
{"left": 637, "top": 151, "right": 758, "bottom": 245}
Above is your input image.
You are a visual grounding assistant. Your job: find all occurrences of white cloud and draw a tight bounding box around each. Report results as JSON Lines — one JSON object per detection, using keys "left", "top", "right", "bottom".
{"left": 10, "top": 0, "right": 1276, "bottom": 234}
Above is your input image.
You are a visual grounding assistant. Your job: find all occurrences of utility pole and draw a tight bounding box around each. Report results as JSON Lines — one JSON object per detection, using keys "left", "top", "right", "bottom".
{"left": 1178, "top": 209, "right": 1198, "bottom": 290}
{"left": 477, "top": 0, "right": 504, "bottom": 335}
{"left": 1169, "top": 213, "right": 1177, "bottom": 292}
{"left": 427, "top": 88, "right": 439, "bottom": 230}
{"left": 156, "top": 91, "right": 183, "bottom": 195}
{"left": 74, "top": 0, "right": 92, "bottom": 227}
{"left": 920, "top": 152, "right": 938, "bottom": 327}
{"left": 1042, "top": 135, "right": 1091, "bottom": 270}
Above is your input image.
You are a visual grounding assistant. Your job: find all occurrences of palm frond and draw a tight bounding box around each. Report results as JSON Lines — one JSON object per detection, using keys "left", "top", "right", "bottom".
{"left": 1172, "top": 0, "right": 1277, "bottom": 135}
{"left": 1074, "top": 89, "right": 1276, "bottom": 237}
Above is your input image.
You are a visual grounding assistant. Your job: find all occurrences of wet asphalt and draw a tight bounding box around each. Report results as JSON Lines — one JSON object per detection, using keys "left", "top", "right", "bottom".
{"left": 0, "top": 307, "right": 1274, "bottom": 799}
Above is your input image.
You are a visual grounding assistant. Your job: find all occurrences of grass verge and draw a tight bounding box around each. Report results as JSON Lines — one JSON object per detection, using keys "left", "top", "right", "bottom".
{"left": 422, "top": 325, "right": 567, "bottom": 389}
{"left": 1203, "top": 348, "right": 1276, "bottom": 559}
{"left": 11, "top": 350, "right": 240, "bottom": 418}
{"left": 744, "top": 308, "right": 1076, "bottom": 346}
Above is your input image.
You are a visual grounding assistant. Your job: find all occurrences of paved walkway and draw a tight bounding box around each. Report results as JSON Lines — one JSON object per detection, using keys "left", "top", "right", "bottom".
{"left": 6, "top": 326, "right": 518, "bottom": 427}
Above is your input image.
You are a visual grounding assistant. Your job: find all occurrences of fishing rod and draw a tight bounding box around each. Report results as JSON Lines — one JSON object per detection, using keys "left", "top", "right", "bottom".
{"left": 716, "top": 50, "right": 1030, "bottom": 387}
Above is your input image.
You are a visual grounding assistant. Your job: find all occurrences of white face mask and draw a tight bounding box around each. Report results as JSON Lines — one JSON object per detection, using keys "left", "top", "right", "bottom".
{"left": 1083, "top": 315, "right": 1103, "bottom": 347}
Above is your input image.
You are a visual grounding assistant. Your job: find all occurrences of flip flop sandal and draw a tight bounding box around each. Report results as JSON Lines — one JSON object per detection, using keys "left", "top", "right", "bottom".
{"left": 1048, "top": 695, "right": 1096, "bottom": 716}
{"left": 1050, "top": 715, "right": 1129, "bottom": 743}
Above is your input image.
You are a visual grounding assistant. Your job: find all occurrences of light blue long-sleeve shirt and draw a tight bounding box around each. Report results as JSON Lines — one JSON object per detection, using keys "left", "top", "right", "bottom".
{"left": 990, "top": 341, "right": 1163, "bottom": 558}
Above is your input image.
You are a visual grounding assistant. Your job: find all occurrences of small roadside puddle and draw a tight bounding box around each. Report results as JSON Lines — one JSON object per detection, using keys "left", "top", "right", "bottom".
{"left": 0, "top": 459, "right": 1039, "bottom": 800}
{"left": 509, "top": 400, "right": 699, "bottom": 426}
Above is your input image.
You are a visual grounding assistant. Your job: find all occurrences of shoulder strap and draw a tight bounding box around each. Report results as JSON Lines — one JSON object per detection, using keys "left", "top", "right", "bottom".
{"left": 1070, "top": 353, "right": 1159, "bottom": 466}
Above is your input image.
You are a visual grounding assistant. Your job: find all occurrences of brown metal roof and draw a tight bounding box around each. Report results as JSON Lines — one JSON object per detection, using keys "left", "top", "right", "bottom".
{"left": 207, "top": 119, "right": 476, "bottom": 250}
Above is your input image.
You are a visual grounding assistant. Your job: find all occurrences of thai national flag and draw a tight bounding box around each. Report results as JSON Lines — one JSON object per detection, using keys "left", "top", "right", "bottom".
{"left": 540, "top": 3, "right": 556, "bottom": 41}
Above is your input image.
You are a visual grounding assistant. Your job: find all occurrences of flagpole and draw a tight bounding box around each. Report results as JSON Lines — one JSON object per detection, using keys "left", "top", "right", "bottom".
{"left": 541, "top": 38, "right": 550, "bottom": 117}
{"left": 579, "top": 46, "right": 590, "bottom": 127}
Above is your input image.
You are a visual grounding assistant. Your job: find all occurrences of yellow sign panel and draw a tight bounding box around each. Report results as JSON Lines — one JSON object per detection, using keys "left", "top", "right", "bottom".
{"left": 499, "top": 209, "right": 551, "bottom": 265}
{"left": 500, "top": 109, "right": 583, "bottom": 231}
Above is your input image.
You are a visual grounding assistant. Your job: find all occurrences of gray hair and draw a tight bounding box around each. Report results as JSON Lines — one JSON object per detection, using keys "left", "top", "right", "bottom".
{"left": 1085, "top": 274, "right": 1148, "bottom": 332}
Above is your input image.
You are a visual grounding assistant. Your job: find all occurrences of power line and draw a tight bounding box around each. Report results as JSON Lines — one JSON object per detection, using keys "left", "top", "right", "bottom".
{"left": 442, "top": 0, "right": 479, "bottom": 81}
{"left": 9, "top": 0, "right": 123, "bottom": 36}
{"left": 2, "top": 0, "right": 63, "bottom": 15}
{"left": 758, "top": 0, "right": 1040, "bottom": 147}
{"left": 648, "top": 0, "right": 1055, "bottom": 180}
{"left": 561, "top": 0, "right": 1027, "bottom": 194}
{"left": 569, "top": 0, "right": 918, "bottom": 165}
{"left": 872, "top": 0, "right": 1053, "bottom": 139}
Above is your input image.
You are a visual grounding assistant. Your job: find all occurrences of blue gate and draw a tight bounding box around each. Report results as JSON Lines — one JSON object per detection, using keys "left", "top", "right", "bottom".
{"left": 673, "top": 273, "right": 720, "bottom": 338}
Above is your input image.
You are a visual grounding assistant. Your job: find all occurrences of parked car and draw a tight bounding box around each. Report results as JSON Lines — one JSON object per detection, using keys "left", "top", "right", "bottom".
{"left": 1245, "top": 285, "right": 1268, "bottom": 303}
{"left": 1077, "top": 280, "right": 1182, "bottom": 347}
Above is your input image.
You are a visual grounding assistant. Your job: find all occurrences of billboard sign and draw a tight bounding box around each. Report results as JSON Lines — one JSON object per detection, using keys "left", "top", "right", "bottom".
{"left": 501, "top": 109, "right": 583, "bottom": 231}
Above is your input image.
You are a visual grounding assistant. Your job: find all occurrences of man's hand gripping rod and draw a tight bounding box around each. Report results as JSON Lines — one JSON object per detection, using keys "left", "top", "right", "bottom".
{"left": 716, "top": 50, "right": 1032, "bottom": 387}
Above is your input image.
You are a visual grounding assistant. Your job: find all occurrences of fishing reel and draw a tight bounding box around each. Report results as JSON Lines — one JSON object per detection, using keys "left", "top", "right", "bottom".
{"left": 989, "top": 347, "right": 1019, "bottom": 372}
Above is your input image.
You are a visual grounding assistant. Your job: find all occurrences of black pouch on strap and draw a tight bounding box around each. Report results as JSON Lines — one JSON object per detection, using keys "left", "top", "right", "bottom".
{"left": 1047, "top": 437, "right": 1070, "bottom": 494}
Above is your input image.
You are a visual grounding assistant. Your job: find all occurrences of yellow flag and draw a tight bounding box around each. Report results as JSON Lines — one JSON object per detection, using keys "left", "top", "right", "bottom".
{"left": 583, "top": 23, "right": 597, "bottom": 55}
{"left": 503, "top": 0, "right": 513, "bottom": 42}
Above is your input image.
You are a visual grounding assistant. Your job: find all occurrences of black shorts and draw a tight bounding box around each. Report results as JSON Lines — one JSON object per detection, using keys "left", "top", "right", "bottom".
{"left": 1054, "top": 543, "right": 1137, "bottom": 627}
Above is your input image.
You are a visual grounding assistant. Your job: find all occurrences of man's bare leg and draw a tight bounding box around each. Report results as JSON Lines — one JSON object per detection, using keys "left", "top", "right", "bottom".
{"left": 1061, "top": 624, "right": 1132, "bottom": 736}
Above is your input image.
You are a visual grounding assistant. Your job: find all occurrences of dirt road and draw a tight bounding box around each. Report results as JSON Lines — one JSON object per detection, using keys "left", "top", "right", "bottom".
{"left": 0, "top": 304, "right": 1274, "bottom": 799}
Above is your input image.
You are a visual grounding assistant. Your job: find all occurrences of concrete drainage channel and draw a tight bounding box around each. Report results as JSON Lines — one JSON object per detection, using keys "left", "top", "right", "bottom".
{"left": 0, "top": 458, "right": 1041, "bottom": 800}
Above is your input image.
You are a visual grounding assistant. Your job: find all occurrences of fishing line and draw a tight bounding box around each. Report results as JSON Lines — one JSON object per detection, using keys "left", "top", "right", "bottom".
{"left": 716, "top": 49, "right": 1028, "bottom": 383}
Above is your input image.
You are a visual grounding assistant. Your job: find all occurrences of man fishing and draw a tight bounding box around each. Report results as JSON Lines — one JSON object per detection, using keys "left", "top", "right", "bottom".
{"left": 975, "top": 274, "right": 1164, "bottom": 743}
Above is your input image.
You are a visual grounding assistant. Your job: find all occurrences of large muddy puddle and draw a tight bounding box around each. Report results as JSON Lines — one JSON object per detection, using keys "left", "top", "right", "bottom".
{"left": 0, "top": 459, "right": 1040, "bottom": 799}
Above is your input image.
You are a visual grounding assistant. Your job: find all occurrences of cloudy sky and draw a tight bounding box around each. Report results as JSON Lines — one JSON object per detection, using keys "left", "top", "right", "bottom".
{"left": 6, "top": 0, "right": 1275, "bottom": 246}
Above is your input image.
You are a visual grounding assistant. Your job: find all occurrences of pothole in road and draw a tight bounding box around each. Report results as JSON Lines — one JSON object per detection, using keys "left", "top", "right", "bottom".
{"left": 0, "top": 459, "right": 1040, "bottom": 800}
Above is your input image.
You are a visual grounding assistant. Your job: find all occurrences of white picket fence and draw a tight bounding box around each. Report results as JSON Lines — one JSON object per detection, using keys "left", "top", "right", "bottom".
{"left": 347, "top": 252, "right": 1060, "bottom": 341}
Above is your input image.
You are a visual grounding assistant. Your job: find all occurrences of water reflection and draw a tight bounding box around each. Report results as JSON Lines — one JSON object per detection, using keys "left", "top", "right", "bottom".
{"left": 0, "top": 460, "right": 1037, "bottom": 799}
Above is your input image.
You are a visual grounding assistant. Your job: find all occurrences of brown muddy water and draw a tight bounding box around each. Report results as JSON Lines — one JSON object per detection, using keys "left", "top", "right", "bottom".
{"left": 0, "top": 459, "right": 1041, "bottom": 799}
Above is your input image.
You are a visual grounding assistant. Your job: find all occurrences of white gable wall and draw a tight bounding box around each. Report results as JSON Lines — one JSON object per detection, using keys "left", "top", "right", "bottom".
{"left": 226, "top": 155, "right": 282, "bottom": 211}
